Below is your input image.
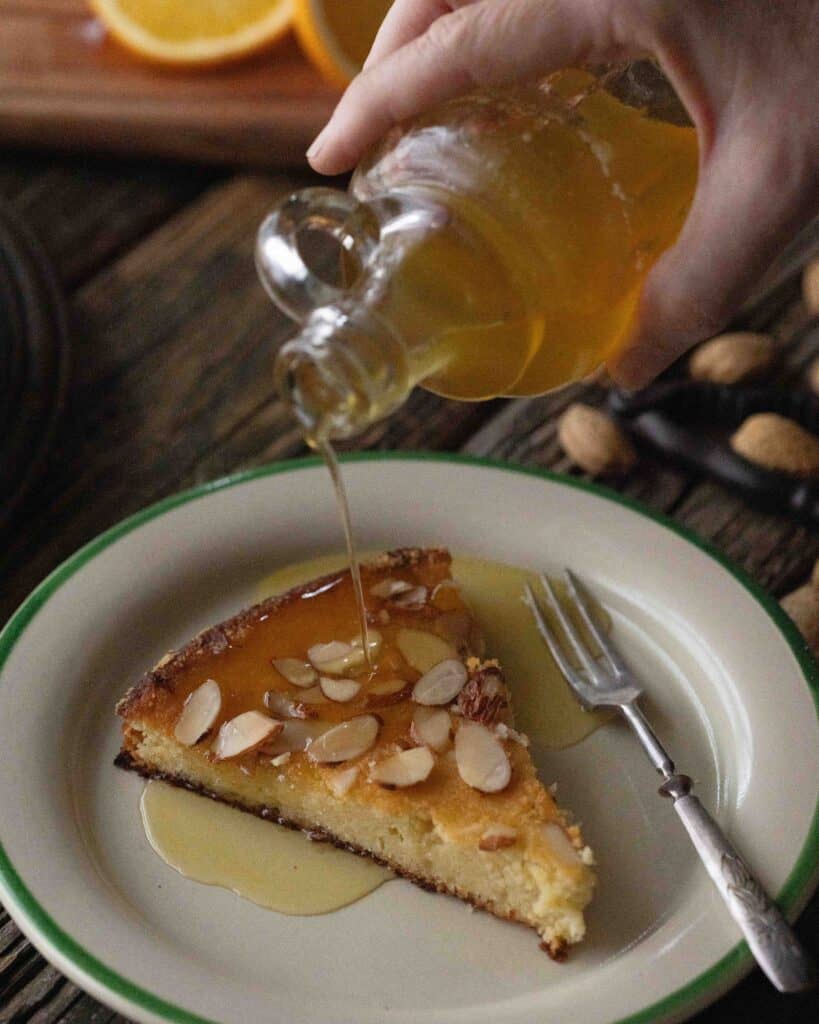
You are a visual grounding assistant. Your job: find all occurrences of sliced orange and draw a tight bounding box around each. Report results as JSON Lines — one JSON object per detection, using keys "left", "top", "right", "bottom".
{"left": 89, "top": 0, "right": 294, "bottom": 67}
{"left": 293, "top": 0, "right": 393, "bottom": 87}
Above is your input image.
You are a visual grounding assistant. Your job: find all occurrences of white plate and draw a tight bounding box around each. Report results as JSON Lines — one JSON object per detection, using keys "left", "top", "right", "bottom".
{"left": 0, "top": 454, "right": 817, "bottom": 1024}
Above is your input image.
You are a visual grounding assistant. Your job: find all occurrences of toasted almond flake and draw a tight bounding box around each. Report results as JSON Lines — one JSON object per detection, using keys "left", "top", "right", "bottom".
{"left": 431, "top": 578, "right": 462, "bottom": 611}
{"left": 261, "top": 719, "right": 328, "bottom": 757}
{"left": 541, "top": 823, "right": 582, "bottom": 867}
{"left": 307, "top": 714, "right": 381, "bottom": 764}
{"left": 391, "top": 585, "right": 428, "bottom": 608}
{"left": 319, "top": 676, "right": 361, "bottom": 702}
{"left": 293, "top": 684, "right": 328, "bottom": 705}
{"left": 396, "top": 628, "right": 457, "bottom": 674}
{"left": 213, "top": 711, "right": 282, "bottom": 760}
{"left": 365, "top": 677, "right": 412, "bottom": 708}
{"left": 410, "top": 707, "right": 452, "bottom": 751}
{"left": 309, "top": 631, "right": 382, "bottom": 674}
{"left": 174, "top": 679, "right": 221, "bottom": 746}
{"left": 264, "top": 689, "right": 317, "bottom": 719}
{"left": 270, "top": 752, "right": 291, "bottom": 767}
{"left": 370, "top": 746, "right": 435, "bottom": 788}
{"left": 308, "top": 640, "right": 358, "bottom": 674}
{"left": 369, "top": 578, "right": 413, "bottom": 599}
{"left": 351, "top": 629, "right": 382, "bottom": 658}
{"left": 454, "top": 721, "right": 511, "bottom": 793}
{"left": 412, "top": 658, "right": 468, "bottom": 706}
{"left": 272, "top": 658, "right": 317, "bottom": 688}
{"left": 369, "top": 677, "right": 408, "bottom": 697}
{"left": 479, "top": 825, "right": 518, "bottom": 851}
{"left": 439, "top": 613, "right": 482, "bottom": 656}
{"left": 326, "top": 765, "right": 359, "bottom": 797}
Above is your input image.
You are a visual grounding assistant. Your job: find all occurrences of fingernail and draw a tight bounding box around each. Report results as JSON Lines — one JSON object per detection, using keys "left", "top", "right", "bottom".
{"left": 306, "top": 130, "right": 327, "bottom": 164}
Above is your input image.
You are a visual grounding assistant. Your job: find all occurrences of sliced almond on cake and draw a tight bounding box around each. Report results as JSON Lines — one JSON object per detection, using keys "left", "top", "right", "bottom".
{"left": 454, "top": 721, "right": 511, "bottom": 793}
{"left": 412, "top": 659, "right": 467, "bottom": 705}
{"left": 272, "top": 658, "right": 318, "bottom": 688}
{"left": 213, "top": 710, "right": 282, "bottom": 760}
{"left": 370, "top": 746, "right": 435, "bottom": 788}
{"left": 173, "top": 678, "right": 221, "bottom": 745}
{"left": 306, "top": 714, "right": 381, "bottom": 764}
{"left": 410, "top": 707, "right": 452, "bottom": 751}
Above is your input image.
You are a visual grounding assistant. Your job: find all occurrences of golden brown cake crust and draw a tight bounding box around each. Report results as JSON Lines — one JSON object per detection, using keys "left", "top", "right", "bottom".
{"left": 116, "top": 547, "right": 451, "bottom": 722}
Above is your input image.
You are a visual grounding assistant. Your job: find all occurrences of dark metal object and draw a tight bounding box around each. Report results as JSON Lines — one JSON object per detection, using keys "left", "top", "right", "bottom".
{"left": 0, "top": 201, "right": 69, "bottom": 524}
{"left": 607, "top": 379, "right": 819, "bottom": 526}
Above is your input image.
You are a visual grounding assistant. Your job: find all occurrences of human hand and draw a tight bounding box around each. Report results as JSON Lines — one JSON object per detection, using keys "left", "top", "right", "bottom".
{"left": 306, "top": 0, "right": 819, "bottom": 388}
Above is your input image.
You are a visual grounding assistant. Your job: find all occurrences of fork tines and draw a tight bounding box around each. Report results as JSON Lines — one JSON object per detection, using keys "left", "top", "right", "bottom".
{"left": 525, "top": 571, "right": 637, "bottom": 709}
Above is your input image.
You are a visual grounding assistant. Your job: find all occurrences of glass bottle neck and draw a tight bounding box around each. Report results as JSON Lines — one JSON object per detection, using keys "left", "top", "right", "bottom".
{"left": 274, "top": 304, "right": 415, "bottom": 446}
{"left": 268, "top": 191, "right": 452, "bottom": 445}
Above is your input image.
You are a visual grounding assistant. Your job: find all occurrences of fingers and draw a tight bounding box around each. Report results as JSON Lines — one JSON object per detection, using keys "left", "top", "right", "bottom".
{"left": 363, "top": 0, "right": 472, "bottom": 71}
{"left": 308, "top": 0, "right": 621, "bottom": 174}
{"left": 609, "top": 131, "right": 818, "bottom": 388}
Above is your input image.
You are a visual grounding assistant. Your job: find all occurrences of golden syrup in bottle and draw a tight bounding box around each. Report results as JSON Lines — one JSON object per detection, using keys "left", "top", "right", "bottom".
{"left": 257, "top": 63, "right": 698, "bottom": 437}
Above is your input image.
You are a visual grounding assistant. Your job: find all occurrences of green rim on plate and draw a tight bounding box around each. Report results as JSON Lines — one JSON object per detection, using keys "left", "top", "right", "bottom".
{"left": 1, "top": 452, "right": 817, "bottom": 1024}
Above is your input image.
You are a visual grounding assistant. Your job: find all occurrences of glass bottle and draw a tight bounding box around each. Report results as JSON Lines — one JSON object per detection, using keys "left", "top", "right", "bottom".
{"left": 256, "top": 62, "right": 697, "bottom": 444}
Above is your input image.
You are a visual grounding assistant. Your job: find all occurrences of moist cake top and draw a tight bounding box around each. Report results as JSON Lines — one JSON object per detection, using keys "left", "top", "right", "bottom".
{"left": 118, "top": 549, "right": 588, "bottom": 863}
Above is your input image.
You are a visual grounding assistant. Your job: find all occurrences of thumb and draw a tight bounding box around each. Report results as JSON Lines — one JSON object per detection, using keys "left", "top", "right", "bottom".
{"left": 609, "top": 131, "right": 814, "bottom": 389}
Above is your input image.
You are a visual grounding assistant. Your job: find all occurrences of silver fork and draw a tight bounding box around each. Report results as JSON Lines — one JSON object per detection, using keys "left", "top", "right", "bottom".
{"left": 525, "top": 570, "right": 816, "bottom": 993}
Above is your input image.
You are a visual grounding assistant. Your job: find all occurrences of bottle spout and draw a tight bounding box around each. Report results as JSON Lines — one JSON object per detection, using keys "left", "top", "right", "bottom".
{"left": 255, "top": 187, "right": 380, "bottom": 324}
{"left": 274, "top": 306, "right": 411, "bottom": 445}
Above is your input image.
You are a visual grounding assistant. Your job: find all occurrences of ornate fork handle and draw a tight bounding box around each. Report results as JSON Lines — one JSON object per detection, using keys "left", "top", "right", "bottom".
{"left": 659, "top": 772, "right": 816, "bottom": 992}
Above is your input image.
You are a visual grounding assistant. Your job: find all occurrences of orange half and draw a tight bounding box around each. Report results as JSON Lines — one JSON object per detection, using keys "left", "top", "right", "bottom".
{"left": 89, "top": 0, "right": 294, "bottom": 67}
{"left": 293, "top": 0, "right": 393, "bottom": 87}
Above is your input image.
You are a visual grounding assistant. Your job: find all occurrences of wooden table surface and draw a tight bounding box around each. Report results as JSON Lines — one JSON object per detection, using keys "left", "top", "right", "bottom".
{"left": 0, "top": 148, "right": 817, "bottom": 1024}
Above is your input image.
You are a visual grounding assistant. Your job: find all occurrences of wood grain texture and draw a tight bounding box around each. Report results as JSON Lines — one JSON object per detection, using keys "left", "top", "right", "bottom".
{"left": 0, "top": 0, "right": 338, "bottom": 166}
{"left": 0, "top": 152, "right": 217, "bottom": 286}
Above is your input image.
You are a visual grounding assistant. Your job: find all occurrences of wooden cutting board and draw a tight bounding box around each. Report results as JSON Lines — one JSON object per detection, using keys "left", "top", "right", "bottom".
{"left": 0, "top": 0, "right": 341, "bottom": 167}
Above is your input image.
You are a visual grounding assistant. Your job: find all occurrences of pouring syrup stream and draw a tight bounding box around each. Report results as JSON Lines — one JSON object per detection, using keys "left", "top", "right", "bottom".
{"left": 315, "top": 439, "right": 371, "bottom": 668}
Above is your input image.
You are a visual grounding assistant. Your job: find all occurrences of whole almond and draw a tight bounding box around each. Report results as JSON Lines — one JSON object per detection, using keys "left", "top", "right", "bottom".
{"left": 803, "top": 257, "right": 819, "bottom": 317}
{"left": 781, "top": 583, "right": 819, "bottom": 657}
{"left": 730, "top": 414, "right": 819, "bottom": 477}
{"left": 689, "top": 332, "right": 776, "bottom": 384}
{"left": 557, "top": 403, "right": 636, "bottom": 477}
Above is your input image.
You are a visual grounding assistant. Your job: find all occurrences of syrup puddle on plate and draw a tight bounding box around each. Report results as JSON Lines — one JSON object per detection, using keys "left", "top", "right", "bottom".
{"left": 141, "top": 782, "right": 392, "bottom": 915}
{"left": 140, "top": 553, "right": 611, "bottom": 915}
